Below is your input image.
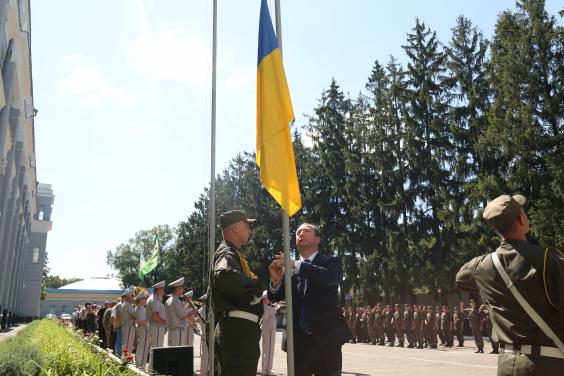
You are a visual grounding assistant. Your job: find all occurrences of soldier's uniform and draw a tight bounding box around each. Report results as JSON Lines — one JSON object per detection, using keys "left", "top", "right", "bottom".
{"left": 211, "top": 211, "right": 263, "bottom": 376}
{"left": 424, "top": 308, "right": 435, "bottom": 348}
{"left": 393, "top": 307, "right": 404, "bottom": 347}
{"left": 480, "top": 305, "right": 499, "bottom": 354}
{"left": 197, "top": 296, "right": 209, "bottom": 376}
{"left": 403, "top": 306, "right": 413, "bottom": 348}
{"left": 261, "top": 299, "right": 277, "bottom": 376}
{"left": 121, "top": 290, "right": 136, "bottom": 356}
{"left": 134, "top": 293, "right": 150, "bottom": 369}
{"left": 367, "top": 308, "right": 375, "bottom": 345}
{"left": 147, "top": 281, "right": 167, "bottom": 350}
{"left": 464, "top": 305, "right": 484, "bottom": 352}
{"left": 434, "top": 308, "right": 443, "bottom": 346}
{"left": 384, "top": 307, "right": 395, "bottom": 346}
{"left": 453, "top": 309, "right": 464, "bottom": 347}
{"left": 413, "top": 307, "right": 423, "bottom": 349}
{"left": 456, "top": 195, "right": 564, "bottom": 375}
{"left": 374, "top": 306, "right": 385, "bottom": 345}
{"left": 440, "top": 309, "right": 453, "bottom": 347}
{"left": 166, "top": 278, "right": 194, "bottom": 347}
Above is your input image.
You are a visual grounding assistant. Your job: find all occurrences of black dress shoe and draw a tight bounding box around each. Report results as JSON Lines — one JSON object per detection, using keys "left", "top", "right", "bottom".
{"left": 489, "top": 350, "right": 499, "bottom": 354}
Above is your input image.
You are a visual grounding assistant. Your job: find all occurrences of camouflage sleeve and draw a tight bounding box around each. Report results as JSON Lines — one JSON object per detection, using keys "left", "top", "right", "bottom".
{"left": 214, "top": 252, "right": 262, "bottom": 297}
{"left": 455, "top": 256, "right": 481, "bottom": 292}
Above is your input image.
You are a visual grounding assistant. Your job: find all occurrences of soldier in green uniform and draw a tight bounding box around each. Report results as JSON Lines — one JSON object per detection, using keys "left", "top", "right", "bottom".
{"left": 403, "top": 304, "right": 414, "bottom": 348}
{"left": 392, "top": 304, "right": 404, "bottom": 347}
{"left": 452, "top": 306, "right": 464, "bottom": 347}
{"left": 479, "top": 304, "right": 499, "bottom": 354}
{"left": 456, "top": 195, "right": 564, "bottom": 375}
{"left": 463, "top": 298, "right": 484, "bottom": 353}
{"left": 367, "top": 306, "right": 376, "bottom": 345}
{"left": 210, "top": 210, "right": 263, "bottom": 376}
{"left": 440, "top": 305, "right": 454, "bottom": 347}
{"left": 424, "top": 306, "right": 436, "bottom": 348}
{"left": 413, "top": 306, "right": 424, "bottom": 349}
{"left": 374, "top": 304, "right": 385, "bottom": 345}
{"left": 434, "top": 306, "right": 443, "bottom": 346}
{"left": 384, "top": 305, "right": 394, "bottom": 346}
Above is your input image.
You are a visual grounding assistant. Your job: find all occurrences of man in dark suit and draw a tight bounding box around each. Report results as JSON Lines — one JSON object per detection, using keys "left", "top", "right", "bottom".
{"left": 268, "top": 223, "right": 351, "bottom": 376}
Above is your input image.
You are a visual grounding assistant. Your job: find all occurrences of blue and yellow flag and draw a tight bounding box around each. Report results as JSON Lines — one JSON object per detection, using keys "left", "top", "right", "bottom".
{"left": 256, "top": 0, "right": 301, "bottom": 216}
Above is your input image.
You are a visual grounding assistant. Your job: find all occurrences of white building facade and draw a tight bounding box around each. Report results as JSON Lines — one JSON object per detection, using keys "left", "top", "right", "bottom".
{"left": 0, "top": 0, "right": 53, "bottom": 327}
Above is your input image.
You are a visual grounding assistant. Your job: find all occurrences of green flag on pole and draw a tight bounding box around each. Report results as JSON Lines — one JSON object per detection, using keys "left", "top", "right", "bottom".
{"left": 140, "top": 236, "right": 161, "bottom": 278}
{"left": 138, "top": 252, "right": 146, "bottom": 280}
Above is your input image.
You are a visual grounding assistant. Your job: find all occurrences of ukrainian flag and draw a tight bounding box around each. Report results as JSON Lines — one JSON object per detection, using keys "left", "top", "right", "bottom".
{"left": 256, "top": 0, "right": 301, "bottom": 217}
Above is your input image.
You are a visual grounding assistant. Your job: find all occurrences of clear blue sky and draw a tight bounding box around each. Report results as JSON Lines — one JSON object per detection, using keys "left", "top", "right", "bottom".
{"left": 30, "top": 0, "right": 562, "bottom": 278}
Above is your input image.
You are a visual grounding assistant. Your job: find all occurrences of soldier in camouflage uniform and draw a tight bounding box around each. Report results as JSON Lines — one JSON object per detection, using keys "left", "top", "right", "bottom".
{"left": 374, "top": 304, "right": 385, "bottom": 345}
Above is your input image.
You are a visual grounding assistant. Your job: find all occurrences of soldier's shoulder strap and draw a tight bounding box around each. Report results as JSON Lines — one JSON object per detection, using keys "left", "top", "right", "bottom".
{"left": 491, "top": 249, "right": 564, "bottom": 355}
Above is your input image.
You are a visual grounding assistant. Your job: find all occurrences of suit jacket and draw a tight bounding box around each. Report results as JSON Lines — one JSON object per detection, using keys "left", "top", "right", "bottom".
{"left": 268, "top": 252, "right": 351, "bottom": 347}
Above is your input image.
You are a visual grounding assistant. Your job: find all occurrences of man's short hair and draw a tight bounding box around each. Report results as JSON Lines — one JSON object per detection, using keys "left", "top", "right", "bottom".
{"left": 300, "top": 223, "right": 321, "bottom": 237}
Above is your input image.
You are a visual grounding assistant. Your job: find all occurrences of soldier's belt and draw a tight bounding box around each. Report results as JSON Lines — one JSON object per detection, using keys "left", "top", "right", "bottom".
{"left": 226, "top": 310, "right": 260, "bottom": 324}
{"left": 501, "top": 344, "right": 564, "bottom": 359}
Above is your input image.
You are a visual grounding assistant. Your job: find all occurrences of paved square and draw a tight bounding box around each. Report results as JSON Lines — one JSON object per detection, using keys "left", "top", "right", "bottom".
{"left": 191, "top": 331, "right": 498, "bottom": 375}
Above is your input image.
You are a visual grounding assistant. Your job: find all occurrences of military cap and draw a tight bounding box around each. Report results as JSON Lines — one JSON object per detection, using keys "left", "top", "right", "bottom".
{"left": 261, "top": 290, "right": 268, "bottom": 299}
{"left": 168, "top": 277, "right": 185, "bottom": 288}
{"left": 123, "top": 288, "right": 135, "bottom": 297}
{"left": 184, "top": 290, "right": 194, "bottom": 298}
{"left": 197, "top": 293, "right": 208, "bottom": 302}
{"left": 219, "top": 210, "right": 256, "bottom": 229}
{"left": 134, "top": 292, "right": 147, "bottom": 301}
{"left": 483, "top": 194, "right": 527, "bottom": 232}
{"left": 152, "top": 280, "right": 166, "bottom": 289}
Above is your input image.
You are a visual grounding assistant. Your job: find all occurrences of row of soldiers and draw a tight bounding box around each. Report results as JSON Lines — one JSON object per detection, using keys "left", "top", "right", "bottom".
{"left": 71, "top": 278, "right": 209, "bottom": 372}
{"left": 344, "top": 299, "right": 498, "bottom": 353}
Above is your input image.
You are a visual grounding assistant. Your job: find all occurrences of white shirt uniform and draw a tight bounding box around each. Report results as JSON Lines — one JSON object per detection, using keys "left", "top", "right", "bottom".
{"left": 198, "top": 305, "right": 208, "bottom": 376}
{"left": 135, "top": 306, "right": 150, "bottom": 368}
{"left": 121, "top": 301, "right": 136, "bottom": 355}
{"left": 147, "top": 293, "right": 166, "bottom": 349}
{"left": 165, "top": 295, "right": 193, "bottom": 346}
{"left": 261, "top": 304, "right": 277, "bottom": 375}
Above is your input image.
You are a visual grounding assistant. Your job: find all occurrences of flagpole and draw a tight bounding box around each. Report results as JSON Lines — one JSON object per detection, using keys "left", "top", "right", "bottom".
{"left": 274, "top": 2, "right": 295, "bottom": 375}
{"left": 207, "top": 0, "right": 218, "bottom": 375}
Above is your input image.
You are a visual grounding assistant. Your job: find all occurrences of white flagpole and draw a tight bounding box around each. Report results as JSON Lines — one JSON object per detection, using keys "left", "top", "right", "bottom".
{"left": 207, "top": 0, "right": 218, "bottom": 375}
{"left": 274, "top": 1, "right": 295, "bottom": 375}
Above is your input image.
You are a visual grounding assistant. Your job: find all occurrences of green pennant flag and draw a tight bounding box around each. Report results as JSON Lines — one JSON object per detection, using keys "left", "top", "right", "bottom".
{"left": 138, "top": 253, "right": 146, "bottom": 280}
{"left": 141, "top": 236, "right": 161, "bottom": 277}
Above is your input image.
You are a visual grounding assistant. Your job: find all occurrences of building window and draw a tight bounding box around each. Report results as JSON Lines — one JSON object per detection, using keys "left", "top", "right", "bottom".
{"left": 61, "top": 305, "right": 67, "bottom": 314}
{"left": 38, "top": 211, "right": 44, "bottom": 220}
{"left": 32, "top": 247, "right": 40, "bottom": 263}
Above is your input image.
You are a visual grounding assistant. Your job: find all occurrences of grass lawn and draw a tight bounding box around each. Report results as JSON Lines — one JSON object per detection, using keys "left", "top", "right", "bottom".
{"left": 0, "top": 319, "right": 140, "bottom": 375}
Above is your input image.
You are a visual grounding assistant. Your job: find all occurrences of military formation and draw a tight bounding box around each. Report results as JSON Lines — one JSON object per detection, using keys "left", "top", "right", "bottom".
{"left": 70, "top": 278, "right": 208, "bottom": 372}
{"left": 343, "top": 301, "right": 498, "bottom": 353}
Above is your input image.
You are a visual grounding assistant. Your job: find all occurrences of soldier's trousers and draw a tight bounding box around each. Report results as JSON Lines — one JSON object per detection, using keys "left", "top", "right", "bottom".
{"left": 442, "top": 329, "right": 453, "bottom": 346}
{"left": 121, "top": 324, "right": 135, "bottom": 355}
{"left": 455, "top": 328, "right": 464, "bottom": 346}
{"left": 471, "top": 327, "right": 484, "bottom": 349}
{"left": 200, "top": 336, "right": 208, "bottom": 376}
{"left": 149, "top": 324, "right": 165, "bottom": 348}
{"left": 136, "top": 326, "right": 150, "bottom": 368}
{"left": 261, "top": 325, "right": 276, "bottom": 375}
{"left": 396, "top": 329, "right": 404, "bottom": 346}
{"left": 168, "top": 327, "right": 188, "bottom": 347}
{"left": 415, "top": 330, "right": 424, "bottom": 347}
{"left": 216, "top": 317, "right": 261, "bottom": 376}
{"left": 376, "top": 327, "right": 385, "bottom": 344}
{"left": 406, "top": 330, "right": 414, "bottom": 346}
